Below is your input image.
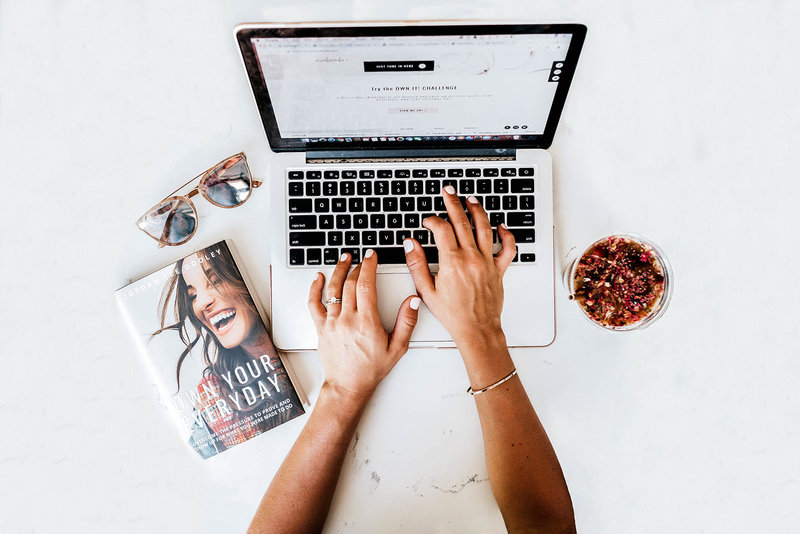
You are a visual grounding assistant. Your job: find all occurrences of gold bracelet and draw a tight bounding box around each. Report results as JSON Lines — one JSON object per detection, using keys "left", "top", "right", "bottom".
{"left": 467, "top": 368, "right": 518, "bottom": 396}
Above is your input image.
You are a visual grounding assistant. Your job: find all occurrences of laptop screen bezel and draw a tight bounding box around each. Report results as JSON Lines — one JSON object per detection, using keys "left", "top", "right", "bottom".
{"left": 236, "top": 22, "right": 586, "bottom": 152}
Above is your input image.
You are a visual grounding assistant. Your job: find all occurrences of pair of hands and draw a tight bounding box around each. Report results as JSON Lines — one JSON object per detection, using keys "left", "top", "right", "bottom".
{"left": 308, "top": 186, "right": 517, "bottom": 400}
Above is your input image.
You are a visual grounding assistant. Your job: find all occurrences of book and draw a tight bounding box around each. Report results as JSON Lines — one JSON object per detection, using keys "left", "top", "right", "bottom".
{"left": 115, "top": 240, "right": 306, "bottom": 459}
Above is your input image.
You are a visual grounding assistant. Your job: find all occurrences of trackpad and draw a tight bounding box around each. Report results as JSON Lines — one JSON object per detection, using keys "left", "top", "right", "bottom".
{"left": 375, "top": 274, "right": 451, "bottom": 344}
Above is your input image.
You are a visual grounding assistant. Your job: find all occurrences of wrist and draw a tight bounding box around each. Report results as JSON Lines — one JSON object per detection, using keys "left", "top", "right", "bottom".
{"left": 454, "top": 322, "right": 507, "bottom": 355}
{"left": 318, "top": 381, "right": 374, "bottom": 414}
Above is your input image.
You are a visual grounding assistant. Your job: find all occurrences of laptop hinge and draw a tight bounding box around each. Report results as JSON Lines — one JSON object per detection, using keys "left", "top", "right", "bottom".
{"left": 306, "top": 148, "right": 516, "bottom": 164}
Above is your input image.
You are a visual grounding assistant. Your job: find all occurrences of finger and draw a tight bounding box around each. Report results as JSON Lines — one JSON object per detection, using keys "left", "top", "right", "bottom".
{"left": 355, "top": 248, "right": 379, "bottom": 319}
{"left": 494, "top": 223, "right": 517, "bottom": 274}
{"left": 341, "top": 263, "right": 362, "bottom": 312}
{"left": 422, "top": 215, "right": 458, "bottom": 253}
{"left": 442, "top": 185, "right": 476, "bottom": 249}
{"left": 403, "top": 238, "right": 435, "bottom": 298}
{"left": 388, "top": 295, "right": 421, "bottom": 358}
{"left": 307, "top": 271, "right": 326, "bottom": 332}
{"left": 325, "top": 252, "right": 352, "bottom": 317}
{"left": 465, "top": 195, "right": 493, "bottom": 257}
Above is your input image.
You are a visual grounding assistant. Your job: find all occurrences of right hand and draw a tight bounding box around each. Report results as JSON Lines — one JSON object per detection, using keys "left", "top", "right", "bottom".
{"left": 402, "top": 186, "right": 517, "bottom": 347}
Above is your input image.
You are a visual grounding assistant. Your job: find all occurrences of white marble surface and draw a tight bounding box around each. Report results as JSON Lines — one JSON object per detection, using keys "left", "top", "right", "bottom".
{"left": 2, "top": 1, "right": 799, "bottom": 533}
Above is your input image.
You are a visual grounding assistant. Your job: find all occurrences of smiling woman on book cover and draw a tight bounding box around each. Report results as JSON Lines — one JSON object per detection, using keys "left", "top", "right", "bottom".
{"left": 144, "top": 242, "right": 304, "bottom": 458}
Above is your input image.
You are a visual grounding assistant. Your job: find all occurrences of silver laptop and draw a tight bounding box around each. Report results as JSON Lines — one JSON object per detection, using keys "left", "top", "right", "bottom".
{"left": 235, "top": 21, "right": 586, "bottom": 350}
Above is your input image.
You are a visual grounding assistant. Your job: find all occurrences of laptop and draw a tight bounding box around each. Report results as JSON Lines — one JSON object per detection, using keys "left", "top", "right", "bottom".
{"left": 235, "top": 21, "right": 586, "bottom": 350}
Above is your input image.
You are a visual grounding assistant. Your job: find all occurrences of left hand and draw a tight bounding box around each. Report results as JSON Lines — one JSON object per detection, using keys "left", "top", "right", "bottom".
{"left": 308, "top": 249, "right": 420, "bottom": 400}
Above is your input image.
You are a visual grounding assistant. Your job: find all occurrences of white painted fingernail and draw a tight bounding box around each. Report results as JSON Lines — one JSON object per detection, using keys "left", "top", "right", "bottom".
{"left": 500, "top": 223, "right": 508, "bottom": 230}
{"left": 403, "top": 239, "right": 414, "bottom": 253}
{"left": 365, "top": 248, "right": 374, "bottom": 258}
{"left": 467, "top": 195, "right": 478, "bottom": 204}
{"left": 444, "top": 185, "right": 456, "bottom": 194}
{"left": 410, "top": 297, "right": 422, "bottom": 310}
{"left": 340, "top": 253, "right": 348, "bottom": 261}
{"left": 315, "top": 272, "right": 321, "bottom": 280}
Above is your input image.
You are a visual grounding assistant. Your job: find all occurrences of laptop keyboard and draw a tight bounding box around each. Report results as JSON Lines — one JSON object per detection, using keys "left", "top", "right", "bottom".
{"left": 286, "top": 165, "right": 537, "bottom": 266}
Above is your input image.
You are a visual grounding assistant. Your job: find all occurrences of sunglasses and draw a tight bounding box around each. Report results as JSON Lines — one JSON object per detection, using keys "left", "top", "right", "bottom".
{"left": 136, "top": 153, "right": 261, "bottom": 247}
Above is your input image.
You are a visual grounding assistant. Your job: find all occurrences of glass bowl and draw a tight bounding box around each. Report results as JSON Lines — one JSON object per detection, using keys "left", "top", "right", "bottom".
{"left": 564, "top": 234, "right": 673, "bottom": 331}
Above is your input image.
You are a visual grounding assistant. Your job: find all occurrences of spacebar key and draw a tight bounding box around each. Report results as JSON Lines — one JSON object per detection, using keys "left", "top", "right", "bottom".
{"left": 289, "top": 231, "right": 325, "bottom": 246}
{"left": 372, "top": 246, "right": 439, "bottom": 264}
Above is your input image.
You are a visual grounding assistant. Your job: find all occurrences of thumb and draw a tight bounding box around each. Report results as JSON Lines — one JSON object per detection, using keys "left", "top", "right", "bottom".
{"left": 388, "top": 295, "right": 421, "bottom": 357}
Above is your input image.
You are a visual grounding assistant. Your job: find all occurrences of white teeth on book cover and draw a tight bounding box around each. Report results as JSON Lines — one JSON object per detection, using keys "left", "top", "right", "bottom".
{"left": 115, "top": 239, "right": 307, "bottom": 459}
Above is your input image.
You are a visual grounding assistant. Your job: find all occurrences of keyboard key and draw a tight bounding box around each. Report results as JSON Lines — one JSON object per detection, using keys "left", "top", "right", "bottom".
{"left": 323, "top": 182, "right": 338, "bottom": 196}
{"left": 442, "top": 179, "right": 457, "bottom": 190}
{"left": 289, "top": 182, "right": 304, "bottom": 196}
{"left": 314, "top": 198, "right": 330, "bottom": 212}
{"left": 409, "top": 180, "right": 423, "bottom": 195}
{"left": 383, "top": 198, "right": 398, "bottom": 211}
{"left": 485, "top": 196, "right": 501, "bottom": 211}
{"left": 417, "top": 197, "right": 432, "bottom": 211}
{"left": 396, "top": 230, "right": 412, "bottom": 243}
{"left": 489, "top": 212, "right": 505, "bottom": 227}
{"left": 483, "top": 168, "right": 499, "bottom": 177}
{"left": 502, "top": 196, "right": 517, "bottom": 210}
{"left": 394, "top": 169, "right": 410, "bottom": 178}
{"left": 477, "top": 179, "right": 492, "bottom": 194}
{"left": 307, "top": 248, "right": 322, "bottom": 265}
{"left": 289, "top": 199, "right": 312, "bottom": 212}
{"left": 413, "top": 230, "right": 429, "bottom": 244}
{"left": 345, "top": 231, "right": 360, "bottom": 246}
{"left": 466, "top": 168, "right": 481, "bottom": 177}
{"left": 357, "top": 182, "right": 372, "bottom": 196}
{"left": 289, "top": 249, "right": 304, "bottom": 265}
{"left": 336, "top": 214, "right": 352, "bottom": 228}
{"left": 448, "top": 168, "right": 464, "bottom": 177}
{"left": 507, "top": 212, "right": 535, "bottom": 226}
{"left": 510, "top": 228, "right": 535, "bottom": 242}
{"left": 520, "top": 195, "right": 535, "bottom": 210}
{"left": 362, "top": 231, "right": 377, "bottom": 246}
{"left": 375, "top": 181, "right": 390, "bottom": 195}
{"left": 425, "top": 180, "right": 440, "bottom": 194}
{"left": 324, "top": 248, "right": 339, "bottom": 264}
{"left": 324, "top": 170, "right": 339, "bottom": 180}
{"left": 359, "top": 170, "right": 374, "bottom": 179}
{"left": 434, "top": 197, "right": 445, "bottom": 211}
{"left": 370, "top": 214, "right": 386, "bottom": 228}
{"left": 379, "top": 231, "right": 394, "bottom": 245}
{"left": 388, "top": 214, "right": 403, "bottom": 228}
{"left": 288, "top": 171, "right": 303, "bottom": 180}
{"left": 511, "top": 179, "right": 535, "bottom": 194}
{"left": 306, "top": 182, "right": 321, "bottom": 196}
{"left": 289, "top": 215, "right": 316, "bottom": 229}
{"left": 366, "top": 198, "right": 381, "bottom": 212}
{"left": 494, "top": 180, "right": 509, "bottom": 194}
{"left": 342, "top": 170, "right": 357, "bottom": 179}
{"left": 332, "top": 198, "right": 347, "bottom": 212}
{"left": 459, "top": 180, "right": 475, "bottom": 194}
{"left": 391, "top": 181, "right": 406, "bottom": 195}
{"left": 328, "top": 231, "right": 343, "bottom": 245}
{"left": 306, "top": 171, "right": 321, "bottom": 180}
{"left": 341, "top": 248, "right": 360, "bottom": 264}
{"left": 431, "top": 169, "right": 446, "bottom": 178}
{"left": 501, "top": 168, "right": 517, "bottom": 176}
{"left": 422, "top": 246, "right": 439, "bottom": 263}
{"left": 340, "top": 181, "right": 355, "bottom": 196}
{"left": 377, "top": 169, "right": 393, "bottom": 178}
{"left": 348, "top": 198, "right": 364, "bottom": 212}
{"left": 518, "top": 167, "right": 534, "bottom": 176}
{"left": 520, "top": 253, "right": 536, "bottom": 262}
{"left": 290, "top": 232, "right": 324, "bottom": 246}
{"left": 371, "top": 246, "right": 406, "bottom": 264}
{"left": 413, "top": 169, "right": 428, "bottom": 178}
{"left": 400, "top": 198, "right": 415, "bottom": 211}
{"left": 319, "top": 215, "right": 334, "bottom": 229}
{"left": 404, "top": 214, "right": 420, "bottom": 228}
{"left": 354, "top": 214, "right": 369, "bottom": 228}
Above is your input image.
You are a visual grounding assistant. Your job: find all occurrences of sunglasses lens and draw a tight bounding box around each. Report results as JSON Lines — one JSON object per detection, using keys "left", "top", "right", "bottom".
{"left": 203, "top": 156, "right": 252, "bottom": 207}
{"left": 137, "top": 199, "right": 197, "bottom": 245}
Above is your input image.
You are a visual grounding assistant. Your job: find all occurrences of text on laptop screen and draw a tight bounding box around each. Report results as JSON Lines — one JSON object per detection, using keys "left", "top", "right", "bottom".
{"left": 251, "top": 33, "right": 573, "bottom": 140}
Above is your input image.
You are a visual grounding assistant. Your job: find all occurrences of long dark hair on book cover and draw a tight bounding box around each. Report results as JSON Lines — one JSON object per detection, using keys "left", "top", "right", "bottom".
{"left": 153, "top": 244, "right": 283, "bottom": 415}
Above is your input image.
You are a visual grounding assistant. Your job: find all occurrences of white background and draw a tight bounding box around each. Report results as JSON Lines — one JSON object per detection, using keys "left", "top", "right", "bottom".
{"left": 1, "top": 1, "right": 798, "bottom": 533}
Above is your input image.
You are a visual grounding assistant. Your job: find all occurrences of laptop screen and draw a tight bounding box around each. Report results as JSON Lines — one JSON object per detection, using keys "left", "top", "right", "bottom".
{"left": 236, "top": 24, "right": 586, "bottom": 152}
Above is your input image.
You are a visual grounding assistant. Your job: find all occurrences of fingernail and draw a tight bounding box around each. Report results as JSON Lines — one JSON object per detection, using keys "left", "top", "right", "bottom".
{"left": 314, "top": 272, "right": 321, "bottom": 280}
{"left": 403, "top": 239, "right": 414, "bottom": 253}
{"left": 467, "top": 195, "right": 478, "bottom": 204}
{"left": 364, "top": 248, "right": 374, "bottom": 258}
{"left": 340, "top": 253, "right": 349, "bottom": 261}
{"left": 410, "top": 297, "right": 421, "bottom": 310}
{"left": 500, "top": 223, "right": 508, "bottom": 230}
{"left": 444, "top": 185, "right": 456, "bottom": 195}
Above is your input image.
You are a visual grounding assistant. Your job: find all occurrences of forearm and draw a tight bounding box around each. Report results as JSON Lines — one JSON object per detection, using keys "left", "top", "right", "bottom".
{"left": 248, "top": 383, "right": 370, "bottom": 534}
{"left": 459, "top": 332, "right": 575, "bottom": 534}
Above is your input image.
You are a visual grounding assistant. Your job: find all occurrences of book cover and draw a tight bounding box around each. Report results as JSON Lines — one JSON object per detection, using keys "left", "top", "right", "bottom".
{"left": 115, "top": 240, "right": 306, "bottom": 459}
